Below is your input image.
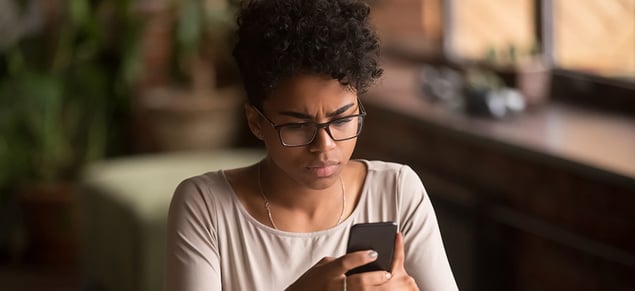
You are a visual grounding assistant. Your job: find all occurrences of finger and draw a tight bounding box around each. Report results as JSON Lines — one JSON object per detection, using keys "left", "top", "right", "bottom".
{"left": 346, "top": 270, "right": 393, "bottom": 286}
{"left": 331, "top": 250, "right": 378, "bottom": 275}
{"left": 318, "top": 256, "right": 337, "bottom": 264}
{"left": 315, "top": 256, "right": 336, "bottom": 267}
{"left": 391, "top": 232, "right": 406, "bottom": 273}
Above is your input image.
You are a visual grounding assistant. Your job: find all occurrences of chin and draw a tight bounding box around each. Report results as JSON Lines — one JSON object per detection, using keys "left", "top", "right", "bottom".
{"left": 302, "top": 170, "right": 342, "bottom": 190}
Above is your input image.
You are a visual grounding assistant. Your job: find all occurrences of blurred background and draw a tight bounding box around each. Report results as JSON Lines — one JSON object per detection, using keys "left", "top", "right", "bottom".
{"left": 0, "top": 0, "right": 633, "bottom": 290}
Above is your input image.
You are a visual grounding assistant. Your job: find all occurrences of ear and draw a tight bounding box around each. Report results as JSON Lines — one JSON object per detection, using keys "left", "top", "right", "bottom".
{"left": 245, "top": 104, "right": 264, "bottom": 140}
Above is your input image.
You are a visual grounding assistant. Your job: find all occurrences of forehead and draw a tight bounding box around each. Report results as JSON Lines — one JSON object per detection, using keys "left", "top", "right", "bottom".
{"left": 264, "top": 74, "right": 357, "bottom": 110}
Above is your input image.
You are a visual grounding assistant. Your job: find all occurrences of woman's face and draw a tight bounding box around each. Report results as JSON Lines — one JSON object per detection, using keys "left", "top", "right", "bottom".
{"left": 252, "top": 74, "right": 361, "bottom": 190}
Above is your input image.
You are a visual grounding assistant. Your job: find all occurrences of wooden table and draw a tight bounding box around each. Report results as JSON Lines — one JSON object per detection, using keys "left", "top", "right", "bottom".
{"left": 355, "top": 58, "right": 635, "bottom": 291}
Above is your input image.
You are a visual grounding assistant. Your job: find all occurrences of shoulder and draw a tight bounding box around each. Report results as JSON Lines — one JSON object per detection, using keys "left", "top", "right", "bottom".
{"left": 362, "top": 160, "right": 420, "bottom": 184}
{"left": 171, "top": 171, "right": 233, "bottom": 213}
{"left": 174, "top": 171, "right": 226, "bottom": 196}
{"left": 361, "top": 160, "right": 426, "bottom": 204}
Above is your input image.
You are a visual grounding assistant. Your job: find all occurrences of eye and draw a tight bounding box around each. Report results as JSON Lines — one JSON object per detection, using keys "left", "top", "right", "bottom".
{"left": 284, "top": 123, "right": 310, "bottom": 130}
{"left": 332, "top": 117, "right": 354, "bottom": 126}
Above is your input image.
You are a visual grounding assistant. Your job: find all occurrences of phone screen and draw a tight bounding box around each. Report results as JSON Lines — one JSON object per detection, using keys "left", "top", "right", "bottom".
{"left": 345, "top": 222, "right": 398, "bottom": 276}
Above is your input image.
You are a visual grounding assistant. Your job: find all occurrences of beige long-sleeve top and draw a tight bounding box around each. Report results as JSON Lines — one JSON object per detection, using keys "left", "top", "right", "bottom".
{"left": 165, "top": 160, "right": 458, "bottom": 291}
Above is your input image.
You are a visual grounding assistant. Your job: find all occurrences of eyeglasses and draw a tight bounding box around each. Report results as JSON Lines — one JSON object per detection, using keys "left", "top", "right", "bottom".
{"left": 253, "top": 100, "right": 367, "bottom": 147}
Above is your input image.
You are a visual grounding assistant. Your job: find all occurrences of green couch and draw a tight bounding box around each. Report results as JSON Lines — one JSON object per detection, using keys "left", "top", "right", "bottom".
{"left": 78, "top": 149, "right": 264, "bottom": 291}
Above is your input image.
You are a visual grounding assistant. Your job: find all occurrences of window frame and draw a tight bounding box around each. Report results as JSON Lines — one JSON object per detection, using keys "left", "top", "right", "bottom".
{"left": 441, "top": 0, "right": 635, "bottom": 115}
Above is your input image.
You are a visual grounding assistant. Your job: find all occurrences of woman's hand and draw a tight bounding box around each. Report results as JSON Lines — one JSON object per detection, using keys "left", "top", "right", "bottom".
{"left": 285, "top": 249, "right": 386, "bottom": 291}
{"left": 286, "top": 232, "right": 419, "bottom": 291}
{"left": 346, "top": 233, "right": 418, "bottom": 290}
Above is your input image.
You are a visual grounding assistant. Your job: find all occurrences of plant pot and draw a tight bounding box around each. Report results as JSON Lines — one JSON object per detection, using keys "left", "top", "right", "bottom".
{"left": 18, "top": 182, "right": 78, "bottom": 266}
{"left": 139, "top": 86, "right": 244, "bottom": 151}
{"left": 516, "top": 61, "right": 551, "bottom": 109}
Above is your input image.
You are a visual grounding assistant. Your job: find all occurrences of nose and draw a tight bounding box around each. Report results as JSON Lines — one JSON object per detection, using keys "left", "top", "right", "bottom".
{"left": 309, "top": 127, "right": 336, "bottom": 152}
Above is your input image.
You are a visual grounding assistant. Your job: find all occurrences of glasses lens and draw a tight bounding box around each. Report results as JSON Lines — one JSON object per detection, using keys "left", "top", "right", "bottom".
{"left": 329, "top": 116, "right": 363, "bottom": 140}
{"left": 279, "top": 124, "right": 317, "bottom": 146}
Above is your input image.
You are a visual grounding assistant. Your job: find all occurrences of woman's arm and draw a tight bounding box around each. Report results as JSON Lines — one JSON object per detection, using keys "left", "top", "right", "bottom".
{"left": 397, "top": 166, "right": 459, "bottom": 291}
{"left": 164, "top": 178, "right": 222, "bottom": 291}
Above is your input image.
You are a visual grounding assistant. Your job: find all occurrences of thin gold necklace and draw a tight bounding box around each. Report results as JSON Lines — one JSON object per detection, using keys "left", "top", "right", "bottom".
{"left": 257, "top": 162, "right": 347, "bottom": 230}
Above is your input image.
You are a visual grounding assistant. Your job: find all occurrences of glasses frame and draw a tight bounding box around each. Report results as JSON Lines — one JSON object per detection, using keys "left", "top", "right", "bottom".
{"left": 253, "top": 99, "right": 367, "bottom": 147}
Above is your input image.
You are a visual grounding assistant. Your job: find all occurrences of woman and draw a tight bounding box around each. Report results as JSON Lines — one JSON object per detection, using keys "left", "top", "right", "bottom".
{"left": 165, "top": 0, "right": 458, "bottom": 290}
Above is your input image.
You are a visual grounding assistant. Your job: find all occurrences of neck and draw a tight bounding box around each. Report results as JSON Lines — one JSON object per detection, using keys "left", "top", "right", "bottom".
{"left": 259, "top": 160, "right": 343, "bottom": 211}
{"left": 258, "top": 160, "right": 347, "bottom": 230}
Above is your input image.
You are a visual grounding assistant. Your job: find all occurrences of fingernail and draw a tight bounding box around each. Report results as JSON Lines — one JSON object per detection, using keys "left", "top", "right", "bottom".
{"left": 368, "top": 250, "right": 378, "bottom": 258}
{"left": 385, "top": 272, "right": 392, "bottom": 279}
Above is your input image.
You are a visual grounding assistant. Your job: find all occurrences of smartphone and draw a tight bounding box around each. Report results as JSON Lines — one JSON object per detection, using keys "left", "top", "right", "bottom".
{"left": 345, "top": 222, "right": 398, "bottom": 276}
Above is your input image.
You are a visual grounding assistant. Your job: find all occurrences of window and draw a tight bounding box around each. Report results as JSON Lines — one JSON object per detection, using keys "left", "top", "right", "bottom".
{"left": 367, "top": 0, "right": 635, "bottom": 112}
{"left": 446, "top": 0, "right": 635, "bottom": 81}
{"left": 447, "top": 0, "right": 536, "bottom": 65}
{"left": 550, "top": 0, "right": 635, "bottom": 80}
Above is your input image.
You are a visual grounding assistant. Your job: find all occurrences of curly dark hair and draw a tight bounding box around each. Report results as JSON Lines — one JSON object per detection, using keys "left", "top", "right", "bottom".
{"left": 232, "top": 0, "right": 383, "bottom": 109}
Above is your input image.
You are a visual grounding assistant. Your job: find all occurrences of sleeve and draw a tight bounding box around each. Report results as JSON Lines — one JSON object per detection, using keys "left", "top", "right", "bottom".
{"left": 397, "top": 165, "right": 459, "bottom": 291}
{"left": 164, "top": 178, "right": 222, "bottom": 291}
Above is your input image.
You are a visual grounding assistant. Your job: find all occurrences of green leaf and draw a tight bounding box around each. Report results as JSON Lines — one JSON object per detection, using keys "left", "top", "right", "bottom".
{"left": 70, "top": 0, "right": 90, "bottom": 26}
{"left": 177, "top": 0, "right": 204, "bottom": 53}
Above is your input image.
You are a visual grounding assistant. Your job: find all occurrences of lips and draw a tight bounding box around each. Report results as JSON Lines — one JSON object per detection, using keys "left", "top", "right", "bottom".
{"left": 306, "top": 161, "right": 339, "bottom": 177}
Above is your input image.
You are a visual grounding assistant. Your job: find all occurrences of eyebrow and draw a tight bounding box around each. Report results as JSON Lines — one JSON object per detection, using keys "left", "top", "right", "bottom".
{"left": 279, "top": 103, "right": 355, "bottom": 120}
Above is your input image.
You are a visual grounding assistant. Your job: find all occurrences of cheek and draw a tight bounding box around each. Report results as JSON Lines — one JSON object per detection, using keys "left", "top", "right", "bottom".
{"left": 260, "top": 124, "right": 280, "bottom": 145}
{"left": 267, "top": 147, "right": 308, "bottom": 179}
{"left": 263, "top": 135, "right": 298, "bottom": 160}
{"left": 342, "top": 140, "right": 357, "bottom": 161}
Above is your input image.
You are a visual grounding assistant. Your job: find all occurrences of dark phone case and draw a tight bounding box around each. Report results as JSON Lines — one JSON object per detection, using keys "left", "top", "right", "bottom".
{"left": 345, "top": 222, "right": 397, "bottom": 276}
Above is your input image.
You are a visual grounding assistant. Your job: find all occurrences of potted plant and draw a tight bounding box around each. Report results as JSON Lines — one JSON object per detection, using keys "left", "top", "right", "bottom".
{"left": 514, "top": 45, "right": 551, "bottom": 108}
{"left": 136, "top": 0, "right": 244, "bottom": 151}
{"left": 484, "top": 44, "right": 552, "bottom": 109}
{"left": 0, "top": 0, "right": 141, "bottom": 265}
{"left": 462, "top": 67, "right": 524, "bottom": 119}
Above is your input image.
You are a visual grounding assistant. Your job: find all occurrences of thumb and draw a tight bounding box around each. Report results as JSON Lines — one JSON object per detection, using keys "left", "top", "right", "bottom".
{"left": 391, "top": 232, "right": 406, "bottom": 273}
